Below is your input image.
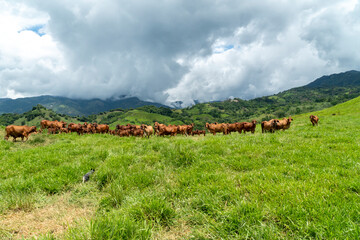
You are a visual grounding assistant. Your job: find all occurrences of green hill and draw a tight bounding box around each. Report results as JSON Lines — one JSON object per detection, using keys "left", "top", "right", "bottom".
{"left": 0, "top": 105, "right": 79, "bottom": 127}
{"left": 1, "top": 97, "right": 360, "bottom": 238}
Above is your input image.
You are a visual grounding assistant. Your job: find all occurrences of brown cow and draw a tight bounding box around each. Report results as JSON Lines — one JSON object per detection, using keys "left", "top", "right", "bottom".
{"left": 4, "top": 125, "right": 37, "bottom": 142}
{"left": 186, "top": 123, "right": 194, "bottom": 135}
{"left": 158, "top": 124, "right": 177, "bottom": 136}
{"left": 154, "top": 122, "right": 166, "bottom": 135}
{"left": 131, "top": 128, "right": 144, "bottom": 137}
{"left": 177, "top": 125, "right": 188, "bottom": 135}
{"left": 191, "top": 130, "right": 206, "bottom": 136}
{"left": 205, "top": 123, "right": 228, "bottom": 135}
{"left": 68, "top": 123, "right": 84, "bottom": 135}
{"left": 241, "top": 120, "right": 257, "bottom": 134}
{"left": 47, "top": 127, "right": 58, "bottom": 134}
{"left": 117, "top": 129, "right": 130, "bottom": 137}
{"left": 227, "top": 122, "right": 244, "bottom": 134}
{"left": 50, "top": 120, "right": 66, "bottom": 129}
{"left": 227, "top": 123, "right": 238, "bottom": 134}
{"left": 141, "top": 124, "right": 154, "bottom": 138}
{"left": 93, "top": 123, "right": 109, "bottom": 134}
{"left": 82, "top": 122, "right": 94, "bottom": 134}
{"left": 59, "top": 127, "right": 69, "bottom": 134}
{"left": 310, "top": 115, "right": 319, "bottom": 126}
{"left": 276, "top": 117, "right": 293, "bottom": 131}
{"left": 261, "top": 119, "right": 279, "bottom": 133}
{"left": 40, "top": 120, "right": 51, "bottom": 130}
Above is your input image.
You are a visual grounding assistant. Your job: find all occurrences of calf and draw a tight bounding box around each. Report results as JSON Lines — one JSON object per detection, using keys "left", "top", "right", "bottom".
{"left": 310, "top": 115, "right": 319, "bottom": 126}
{"left": 191, "top": 130, "right": 206, "bottom": 136}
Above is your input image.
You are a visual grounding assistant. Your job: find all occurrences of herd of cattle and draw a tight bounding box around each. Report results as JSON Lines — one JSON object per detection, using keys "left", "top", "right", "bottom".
{"left": 3, "top": 115, "right": 320, "bottom": 142}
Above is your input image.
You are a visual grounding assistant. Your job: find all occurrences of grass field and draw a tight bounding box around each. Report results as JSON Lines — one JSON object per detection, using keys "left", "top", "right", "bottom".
{"left": 1, "top": 97, "right": 360, "bottom": 239}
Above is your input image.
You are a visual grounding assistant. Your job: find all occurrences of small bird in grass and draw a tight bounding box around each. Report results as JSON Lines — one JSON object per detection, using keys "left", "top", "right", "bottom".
{"left": 82, "top": 169, "right": 95, "bottom": 183}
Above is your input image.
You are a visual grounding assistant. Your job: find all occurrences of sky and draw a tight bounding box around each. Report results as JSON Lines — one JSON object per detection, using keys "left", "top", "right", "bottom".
{"left": 0, "top": 0, "right": 359, "bottom": 106}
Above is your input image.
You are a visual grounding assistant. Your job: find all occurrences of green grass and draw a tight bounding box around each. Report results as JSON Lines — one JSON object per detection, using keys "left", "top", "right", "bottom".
{"left": 1, "top": 97, "right": 360, "bottom": 239}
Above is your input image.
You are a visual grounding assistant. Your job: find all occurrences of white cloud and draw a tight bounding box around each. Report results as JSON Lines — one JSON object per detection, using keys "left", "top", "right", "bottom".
{"left": 0, "top": 0, "right": 359, "bottom": 105}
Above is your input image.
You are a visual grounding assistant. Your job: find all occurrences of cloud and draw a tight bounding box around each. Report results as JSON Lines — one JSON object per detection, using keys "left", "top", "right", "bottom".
{"left": 0, "top": 0, "right": 359, "bottom": 106}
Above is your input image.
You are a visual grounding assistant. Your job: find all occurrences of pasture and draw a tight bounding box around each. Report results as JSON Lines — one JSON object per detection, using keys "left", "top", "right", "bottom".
{"left": 1, "top": 97, "right": 360, "bottom": 239}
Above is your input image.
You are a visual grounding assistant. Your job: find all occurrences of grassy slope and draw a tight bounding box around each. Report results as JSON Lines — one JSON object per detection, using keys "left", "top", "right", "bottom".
{"left": 1, "top": 97, "right": 360, "bottom": 239}
{"left": 97, "top": 110, "right": 184, "bottom": 129}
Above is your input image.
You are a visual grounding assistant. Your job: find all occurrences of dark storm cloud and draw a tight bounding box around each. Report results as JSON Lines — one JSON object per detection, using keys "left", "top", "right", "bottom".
{"left": 1, "top": 0, "right": 360, "bottom": 105}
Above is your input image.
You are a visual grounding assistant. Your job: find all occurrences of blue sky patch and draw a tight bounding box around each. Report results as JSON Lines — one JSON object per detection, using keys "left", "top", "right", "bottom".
{"left": 20, "top": 25, "right": 46, "bottom": 36}
{"left": 224, "top": 44, "right": 234, "bottom": 51}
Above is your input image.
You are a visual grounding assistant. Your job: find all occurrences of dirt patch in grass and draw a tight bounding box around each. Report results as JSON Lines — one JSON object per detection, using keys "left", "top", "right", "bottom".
{"left": 0, "top": 193, "right": 95, "bottom": 239}
{"left": 153, "top": 220, "right": 192, "bottom": 240}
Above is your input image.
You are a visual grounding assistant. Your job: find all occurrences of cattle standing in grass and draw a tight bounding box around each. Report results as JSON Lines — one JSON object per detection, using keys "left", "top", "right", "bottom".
{"left": 156, "top": 123, "right": 177, "bottom": 136}
{"left": 4, "top": 125, "right": 37, "bottom": 142}
{"left": 205, "top": 123, "right": 228, "bottom": 135}
{"left": 276, "top": 117, "right": 293, "bottom": 131}
{"left": 93, "top": 123, "right": 109, "bottom": 134}
{"left": 40, "top": 120, "right": 51, "bottom": 130}
{"left": 50, "top": 120, "right": 66, "bottom": 129}
{"left": 68, "top": 123, "right": 84, "bottom": 135}
{"left": 191, "top": 130, "right": 206, "bottom": 136}
{"left": 118, "top": 129, "right": 130, "bottom": 137}
{"left": 154, "top": 122, "right": 164, "bottom": 135}
{"left": 47, "top": 127, "right": 58, "bottom": 134}
{"left": 227, "top": 123, "right": 241, "bottom": 134}
{"left": 241, "top": 120, "right": 257, "bottom": 134}
{"left": 141, "top": 124, "right": 154, "bottom": 138}
{"left": 59, "top": 127, "right": 69, "bottom": 134}
{"left": 177, "top": 125, "right": 188, "bottom": 135}
{"left": 310, "top": 115, "right": 319, "bottom": 126}
{"left": 261, "top": 119, "right": 279, "bottom": 133}
{"left": 131, "top": 128, "right": 144, "bottom": 137}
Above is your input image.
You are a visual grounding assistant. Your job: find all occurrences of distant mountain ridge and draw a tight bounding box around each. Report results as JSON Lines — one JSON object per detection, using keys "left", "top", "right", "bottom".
{"left": 305, "top": 70, "right": 360, "bottom": 88}
{"left": 0, "top": 96, "right": 168, "bottom": 116}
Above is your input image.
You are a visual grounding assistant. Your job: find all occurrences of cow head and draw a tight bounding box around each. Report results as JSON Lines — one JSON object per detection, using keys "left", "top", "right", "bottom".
{"left": 30, "top": 126, "right": 37, "bottom": 134}
{"left": 272, "top": 119, "right": 279, "bottom": 127}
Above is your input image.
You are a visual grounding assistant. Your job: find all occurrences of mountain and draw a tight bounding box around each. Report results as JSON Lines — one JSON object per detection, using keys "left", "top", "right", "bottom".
{"left": 0, "top": 96, "right": 168, "bottom": 116}
{"left": 306, "top": 70, "right": 360, "bottom": 88}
